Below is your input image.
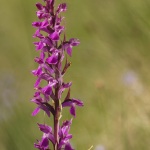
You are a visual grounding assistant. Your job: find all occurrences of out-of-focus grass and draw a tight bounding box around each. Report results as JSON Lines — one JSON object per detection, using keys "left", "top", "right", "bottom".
{"left": 1, "top": 0, "right": 150, "bottom": 149}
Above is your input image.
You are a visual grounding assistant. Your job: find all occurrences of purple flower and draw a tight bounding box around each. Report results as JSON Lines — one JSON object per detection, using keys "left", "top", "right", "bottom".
{"left": 31, "top": 0, "right": 83, "bottom": 149}
{"left": 63, "top": 38, "right": 80, "bottom": 56}
{"left": 57, "top": 3, "right": 67, "bottom": 14}
{"left": 36, "top": 3, "right": 43, "bottom": 10}
{"left": 31, "top": 92, "right": 54, "bottom": 117}
{"left": 58, "top": 120, "right": 73, "bottom": 149}
{"left": 65, "top": 143, "right": 74, "bottom": 150}
{"left": 38, "top": 123, "right": 55, "bottom": 144}
{"left": 33, "top": 30, "right": 44, "bottom": 38}
{"left": 32, "top": 66, "right": 43, "bottom": 76}
{"left": 32, "top": 104, "right": 50, "bottom": 117}
{"left": 32, "top": 19, "right": 49, "bottom": 29}
{"left": 46, "top": 52, "right": 59, "bottom": 64}
{"left": 38, "top": 123, "right": 52, "bottom": 133}
{"left": 58, "top": 82, "right": 72, "bottom": 99}
{"left": 33, "top": 41, "right": 44, "bottom": 50}
{"left": 62, "top": 99, "right": 83, "bottom": 117}
{"left": 50, "top": 31, "right": 60, "bottom": 41}
{"left": 34, "top": 137, "right": 49, "bottom": 150}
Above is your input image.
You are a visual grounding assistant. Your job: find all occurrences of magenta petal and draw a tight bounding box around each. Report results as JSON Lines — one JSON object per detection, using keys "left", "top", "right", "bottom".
{"left": 41, "top": 137, "right": 49, "bottom": 148}
{"left": 41, "top": 19, "right": 49, "bottom": 28}
{"left": 58, "top": 140, "right": 67, "bottom": 149}
{"left": 63, "top": 82, "right": 72, "bottom": 88}
{"left": 34, "top": 144, "right": 40, "bottom": 149}
{"left": 70, "top": 105, "right": 76, "bottom": 117}
{"left": 67, "top": 46, "right": 72, "bottom": 57}
{"left": 66, "top": 134, "right": 72, "bottom": 140}
{"left": 32, "top": 21, "right": 41, "bottom": 28}
{"left": 43, "top": 64, "right": 54, "bottom": 74}
{"left": 62, "top": 101, "right": 72, "bottom": 107}
{"left": 38, "top": 124, "right": 52, "bottom": 133}
{"left": 42, "top": 85, "right": 52, "bottom": 95}
{"left": 69, "top": 38, "right": 80, "bottom": 46}
{"left": 31, "top": 98, "right": 41, "bottom": 105}
{"left": 50, "top": 31, "right": 59, "bottom": 41}
{"left": 57, "top": 3, "right": 67, "bottom": 13}
{"left": 48, "top": 133, "right": 55, "bottom": 144}
{"left": 40, "top": 105, "right": 50, "bottom": 117}
{"left": 40, "top": 51, "right": 45, "bottom": 60}
{"left": 32, "top": 66, "right": 42, "bottom": 76}
{"left": 33, "top": 41, "right": 44, "bottom": 50}
{"left": 36, "top": 11, "right": 45, "bottom": 19}
{"left": 32, "top": 70, "right": 37, "bottom": 76}
{"left": 37, "top": 42, "right": 44, "bottom": 50}
{"left": 34, "top": 77, "right": 41, "bottom": 87}
{"left": 64, "top": 143, "right": 74, "bottom": 150}
{"left": 33, "top": 30, "right": 43, "bottom": 38}
{"left": 46, "top": 53, "right": 58, "bottom": 64}
{"left": 42, "top": 37, "right": 53, "bottom": 47}
{"left": 62, "top": 119, "right": 72, "bottom": 127}
{"left": 32, "top": 107, "right": 40, "bottom": 116}
{"left": 34, "top": 57, "right": 43, "bottom": 64}
{"left": 72, "top": 98, "right": 84, "bottom": 106}
{"left": 36, "top": 3, "right": 43, "bottom": 10}
{"left": 34, "top": 91, "right": 40, "bottom": 97}
{"left": 56, "top": 25, "right": 64, "bottom": 33}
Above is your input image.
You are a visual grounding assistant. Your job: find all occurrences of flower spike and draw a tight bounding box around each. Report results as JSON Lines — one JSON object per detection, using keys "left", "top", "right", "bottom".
{"left": 31, "top": 0, "right": 83, "bottom": 149}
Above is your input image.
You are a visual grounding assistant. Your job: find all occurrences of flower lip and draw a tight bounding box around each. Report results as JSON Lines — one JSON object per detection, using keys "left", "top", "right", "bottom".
{"left": 62, "top": 99, "right": 83, "bottom": 117}
{"left": 50, "top": 31, "right": 59, "bottom": 41}
{"left": 46, "top": 52, "right": 58, "bottom": 64}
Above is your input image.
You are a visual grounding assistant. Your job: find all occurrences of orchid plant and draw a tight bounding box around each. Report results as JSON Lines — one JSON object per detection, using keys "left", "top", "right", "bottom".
{"left": 31, "top": 0, "right": 83, "bottom": 149}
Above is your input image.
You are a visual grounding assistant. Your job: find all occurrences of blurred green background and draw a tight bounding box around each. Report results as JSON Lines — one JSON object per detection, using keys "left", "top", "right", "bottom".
{"left": 1, "top": 0, "right": 150, "bottom": 149}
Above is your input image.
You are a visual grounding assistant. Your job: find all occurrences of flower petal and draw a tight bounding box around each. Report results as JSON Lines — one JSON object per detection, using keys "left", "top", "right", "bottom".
{"left": 34, "top": 77, "right": 41, "bottom": 87}
{"left": 38, "top": 123, "right": 52, "bottom": 133}
{"left": 57, "top": 3, "right": 67, "bottom": 13}
{"left": 72, "top": 98, "right": 84, "bottom": 107}
{"left": 41, "top": 137, "right": 49, "bottom": 148}
{"left": 40, "top": 105, "right": 50, "bottom": 117}
{"left": 64, "top": 143, "right": 74, "bottom": 150}
{"left": 32, "top": 21, "right": 41, "bottom": 28}
{"left": 46, "top": 53, "right": 58, "bottom": 64}
{"left": 66, "top": 46, "right": 72, "bottom": 57}
{"left": 36, "top": 3, "right": 43, "bottom": 10}
{"left": 42, "top": 85, "right": 52, "bottom": 95}
{"left": 48, "top": 133, "right": 55, "bottom": 144}
{"left": 70, "top": 104, "right": 76, "bottom": 117}
{"left": 50, "top": 31, "right": 59, "bottom": 41}
{"left": 33, "top": 41, "right": 44, "bottom": 50}
{"left": 69, "top": 38, "right": 80, "bottom": 46}
{"left": 32, "top": 66, "right": 42, "bottom": 76}
{"left": 41, "top": 19, "right": 49, "bottom": 28}
{"left": 32, "top": 107, "right": 40, "bottom": 116}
